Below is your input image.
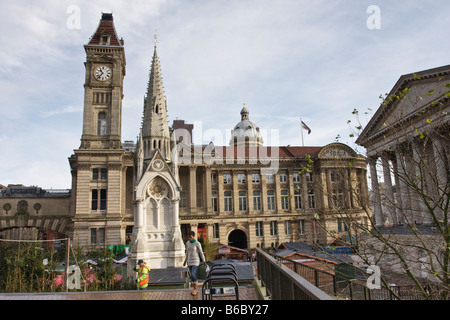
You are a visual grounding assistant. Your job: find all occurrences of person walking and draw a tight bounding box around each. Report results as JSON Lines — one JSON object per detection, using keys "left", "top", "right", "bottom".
{"left": 136, "top": 259, "right": 150, "bottom": 290}
{"left": 183, "top": 231, "right": 206, "bottom": 296}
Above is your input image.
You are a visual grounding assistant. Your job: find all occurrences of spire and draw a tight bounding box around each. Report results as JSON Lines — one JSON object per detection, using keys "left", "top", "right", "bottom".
{"left": 141, "top": 36, "right": 171, "bottom": 161}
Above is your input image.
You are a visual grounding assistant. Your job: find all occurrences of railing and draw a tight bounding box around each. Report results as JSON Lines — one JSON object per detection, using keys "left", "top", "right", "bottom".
{"left": 255, "top": 248, "right": 334, "bottom": 300}
{"left": 260, "top": 249, "right": 445, "bottom": 300}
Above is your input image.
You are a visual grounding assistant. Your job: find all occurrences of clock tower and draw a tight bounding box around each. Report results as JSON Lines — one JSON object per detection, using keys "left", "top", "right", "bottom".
{"left": 69, "top": 13, "right": 134, "bottom": 249}
{"left": 80, "top": 12, "right": 126, "bottom": 150}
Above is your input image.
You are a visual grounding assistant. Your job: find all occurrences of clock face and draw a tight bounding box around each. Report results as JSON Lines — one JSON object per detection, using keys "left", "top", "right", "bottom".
{"left": 95, "top": 66, "right": 111, "bottom": 81}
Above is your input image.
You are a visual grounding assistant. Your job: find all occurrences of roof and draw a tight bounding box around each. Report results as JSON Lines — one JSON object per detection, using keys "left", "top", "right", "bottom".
{"left": 275, "top": 242, "right": 352, "bottom": 264}
{"left": 87, "top": 13, "right": 123, "bottom": 47}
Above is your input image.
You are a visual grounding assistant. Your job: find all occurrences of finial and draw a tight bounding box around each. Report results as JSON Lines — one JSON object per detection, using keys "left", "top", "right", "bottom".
{"left": 154, "top": 30, "right": 158, "bottom": 48}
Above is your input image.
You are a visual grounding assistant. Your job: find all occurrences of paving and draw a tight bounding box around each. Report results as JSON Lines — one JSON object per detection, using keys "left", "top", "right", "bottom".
{"left": 0, "top": 286, "right": 260, "bottom": 300}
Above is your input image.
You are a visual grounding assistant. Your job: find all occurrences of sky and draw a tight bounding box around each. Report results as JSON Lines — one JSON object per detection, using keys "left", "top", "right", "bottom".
{"left": 0, "top": 0, "right": 449, "bottom": 189}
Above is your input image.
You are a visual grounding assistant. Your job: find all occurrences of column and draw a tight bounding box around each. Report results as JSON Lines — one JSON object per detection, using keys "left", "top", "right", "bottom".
{"left": 217, "top": 170, "right": 224, "bottom": 214}
{"left": 432, "top": 136, "right": 446, "bottom": 221}
{"left": 261, "top": 172, "right": 268, "bottom": 213}
{"left": 232, "top": 170, "right": 239, "bottom": 215}
{"left": 189, "top": 165, "right": 197, "bottom": 213}
{"left": 205, "top": 166, "right": 213, "bottom": 213}
{"left": 275, "top": 172, "right": 282, "bottom": 213}
{"left": 411, "top": 140, "right": 428, "bottom": 223}
{"left": 393, "top": 148, "right": 409, "bottom": 224}
{"left": 381, "top": 154, "right": 396, "bottom": 225}
{"left": 288, "top": 169, "right": 296, "bottom": 212}
{"left": 349, "top": 168, "right": 358, "bottom": 209}
{"left": 247, "top": 170, "right": 254, "bottom": 215}
{"left": 369, "top": 156, "right": 383, "bottom": 226}
{"left": 321, "top": 169, "right": 330, "bottom": 210}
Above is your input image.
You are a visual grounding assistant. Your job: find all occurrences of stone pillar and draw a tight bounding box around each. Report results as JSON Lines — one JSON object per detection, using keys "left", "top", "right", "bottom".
{"left": 261, "top": 173, "right": 268, "bottom": 213}
{"left": 321, "top": 169, "right": 330, "bottom": 209}
{"left": 381, "top": 154, "right": 396, "bottom": 225}
{"left": 205, "top": 166, "right": 212, "bottom": 213}
{"left": 432, "top": 136, "right": 446, "bottom": 221}
{"left": 189, "top": 166, "right": 197, "bottom": 213}
{"left": 247, "top": 170, "right": 254, "bottom": 215}
{"left": 288, "top": 169, "right": 296, "bottom": 212}
{"left": 369, "top": 156, "right": 383, "bottom": 226}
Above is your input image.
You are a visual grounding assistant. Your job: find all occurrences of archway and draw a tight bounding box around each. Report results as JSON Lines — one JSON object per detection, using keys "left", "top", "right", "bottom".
{"left": 228, "top": 229, "right": 247, "bottom": 249}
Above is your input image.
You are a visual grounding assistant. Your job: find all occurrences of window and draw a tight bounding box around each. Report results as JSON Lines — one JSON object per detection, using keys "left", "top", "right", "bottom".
{"left": 91, "top": 228, "right": 105, "bottom": 246}
{"left": 253, "top": 191, "right": 261, "bottom": 211}
{"left": 97, "top": 112, "right": 107, "bottom": 135}
{"left": 308, "top": 189, "right": 315, "bottom": 209}
{"left": 267, "top": 190, "right": 275, "bottom": 210}
{"left": 180, "top": 191, "right": 187, "bottom": 208}
{"left": 306, "top": 172, "right": 314, "bottom": 182}
{"left": 330, "top": 170, "right": 343, "bottom": 182}
{"left": 99, "top": 34, "right": 110, "bottom": 45}
{"left": 281, "top": 190, "right": 289, "bottom": 210}
{"left": 91, "top": 189, "right": 107, "bottom": 210}
{"left": 298, "top": 220, "right": 306, "bottom": 235}
{"left": 285, "top": 221, "right": 292, "bottom": 235}
{"left": 211, "top": 172, "right": 218, "bottom": 184}
{"left": 92, "top": 168, "right": 107, "bottom": 180}
{"left": 279, "top": 173, "right": 287, "bottom": 183}
{"left": 270, "top": 221, "right": 278, "bottom": 236}
{"left": 252, "top": 173, "right": 260, "bottom": 183}
{"left": 293, "top": 172, "right": 301, "bottom": 183}
{"left": 224, "top": 191, "right": 232, "bottom": 212}
{"left": 332, "top": 189, "right": 345, "bottom": 209}
{"left": 212, "top": 192, "right": 218, "bottom": 212}
{"left": 213, "top": 223, "right": 219, "bottom": 239}
{"left": 237, "top": 173, "right": 246, "bottom": 184}
{"left": 93, "top": 92, "right": 111, "bottom": 104}
{"left": 239, "top": 191, "right": 247, "bottom": 211}
{"left": 255, "top": 222, "right": 264, "bottom": 237}
{"left": 294, "top": 189, "right": 302, "bottom": 209}
{"left": 223, "top": 173, "right": 232, "bottom": 184}
{"left": 266, "top": 174, "right": 274, "bottom": 183}
{"left": 338, "top": 218, "right": 349, "bottom": 233}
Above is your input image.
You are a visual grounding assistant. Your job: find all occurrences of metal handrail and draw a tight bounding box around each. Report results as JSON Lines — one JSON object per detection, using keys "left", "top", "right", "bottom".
{"left": 256, "top": 248, "right": 334, "bottom": 300}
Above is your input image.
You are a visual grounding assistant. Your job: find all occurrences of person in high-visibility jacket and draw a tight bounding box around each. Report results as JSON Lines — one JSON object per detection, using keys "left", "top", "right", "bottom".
{"left": 136, "top": 260, "right": 150, "bottom": 290}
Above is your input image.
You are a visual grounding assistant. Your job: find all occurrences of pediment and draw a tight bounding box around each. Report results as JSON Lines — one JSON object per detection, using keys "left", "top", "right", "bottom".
{"left": 318, "top": 143, "right": 357, "bottom": 159}
{"left": 357, "top": 65, "right": 450, "bottom": 146}
{"left": 146, "top": 149, "right": 170, "bottom": 173}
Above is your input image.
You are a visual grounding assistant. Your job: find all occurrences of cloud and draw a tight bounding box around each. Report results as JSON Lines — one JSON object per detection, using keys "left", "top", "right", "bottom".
{"left": 1, "top": 0, "right": 450, "bottom": 189}
{"left": 41, "top": 105, "right": 83, "bottom": 118}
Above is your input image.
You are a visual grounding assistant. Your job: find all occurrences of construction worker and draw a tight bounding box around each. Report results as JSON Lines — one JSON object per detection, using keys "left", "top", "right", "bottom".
{"left": 136, "top": 259, "right": 150, "bottom": 290}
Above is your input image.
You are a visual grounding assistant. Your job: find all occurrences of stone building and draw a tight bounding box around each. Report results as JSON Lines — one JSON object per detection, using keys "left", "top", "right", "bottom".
{"left": 1, "top": 14, "right": 370, "bottom": 268}
{"left": 355, "top": 65, "right": 450, "bottom": 286}
{"left": 356, "top": 64, "right": 449, "bottom": 227}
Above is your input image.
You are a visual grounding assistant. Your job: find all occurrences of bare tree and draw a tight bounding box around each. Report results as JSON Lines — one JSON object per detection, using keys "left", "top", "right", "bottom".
{"left": 312, "top": 69, "right": 449, "bottom": 300}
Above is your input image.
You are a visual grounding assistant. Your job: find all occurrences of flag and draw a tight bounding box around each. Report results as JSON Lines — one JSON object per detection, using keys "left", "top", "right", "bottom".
{"left": 301, "top": 120, "right": 311, "bottom": 134}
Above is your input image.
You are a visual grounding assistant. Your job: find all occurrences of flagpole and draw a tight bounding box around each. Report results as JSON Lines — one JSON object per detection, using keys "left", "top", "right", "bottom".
{"left": 300, "top": 117, "right": 304, "bottom": 147}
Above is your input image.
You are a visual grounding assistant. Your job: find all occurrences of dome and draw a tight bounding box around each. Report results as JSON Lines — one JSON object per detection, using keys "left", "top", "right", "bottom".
{"left": 230, "top": 105, "right": 264, "bottom": 146}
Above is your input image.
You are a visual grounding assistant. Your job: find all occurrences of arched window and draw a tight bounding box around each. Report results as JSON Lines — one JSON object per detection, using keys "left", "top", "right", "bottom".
{"left": 97, "top": 112, "right": 107, "bottom": 135}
